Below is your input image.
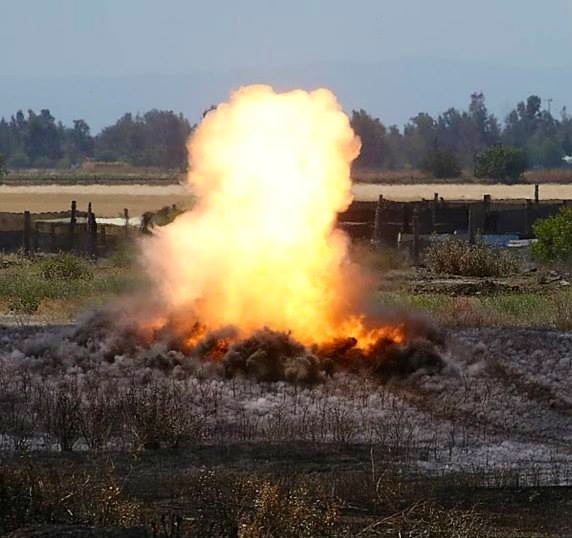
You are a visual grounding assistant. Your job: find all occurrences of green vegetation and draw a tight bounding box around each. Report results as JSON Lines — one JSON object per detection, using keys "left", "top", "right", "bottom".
{"left": 420, "top": 146, "right": 462, "bottom": 178}
{"left": 0, "top": 253, "right": 140, "bottom": 319}
{"left": 532, "top": 206, "right": 572, "bottom": 263}
{"left": 425, "top": 239, "right": 517, "bottom": 277}
{"left": 39, "top": 252, "right": 94, "bottom": 281}
{"left": 474, "top": 145, "right": 528, "bottom": 182}
{"left": 351, "top": 93, "right": 572, "bottom": 175}
{"left": 381, "top": 290, "right": 572, "bottom": 330}
{"left": 0, "top": 109, "right": 191, "bottom": 170}
{"left": 0, "top": 92, "right": 569, "bottom": 177}
{"left": 95, "top": 110, "right": 192, "bottom": 168}
{"left": 0, "top": 152, "right": 6, "bottom": 176}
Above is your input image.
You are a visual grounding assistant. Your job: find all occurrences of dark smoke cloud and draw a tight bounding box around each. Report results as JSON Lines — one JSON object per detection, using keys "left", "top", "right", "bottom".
{"left": 0, "top": 304, "right": 448, "bottom": 385}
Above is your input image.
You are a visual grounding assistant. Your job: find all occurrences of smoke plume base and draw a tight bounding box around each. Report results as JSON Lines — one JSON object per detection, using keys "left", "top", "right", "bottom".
{"left": 65, "top": 305, "right": 447, "bottom": 384}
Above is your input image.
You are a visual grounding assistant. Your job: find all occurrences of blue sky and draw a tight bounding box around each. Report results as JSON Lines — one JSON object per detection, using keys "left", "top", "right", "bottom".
{"left": 1, "top": 0, "right": 572, "bottom": 129}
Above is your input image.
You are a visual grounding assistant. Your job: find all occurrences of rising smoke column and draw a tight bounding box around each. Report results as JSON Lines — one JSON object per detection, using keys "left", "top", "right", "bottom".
{"left": 142, "top": 85, "right": 371, "bottom": 344}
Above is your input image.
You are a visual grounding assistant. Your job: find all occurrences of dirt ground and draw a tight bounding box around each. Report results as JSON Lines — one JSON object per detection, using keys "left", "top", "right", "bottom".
{"left": 353, "top": 182, "right": 572, "bottom": 201}
{"left": 2, "top": 323, "right": 572, "bottom": 536}
{"left": 0, "top": 185, "right": 195, "bottom": 217}
{"left": 2, "top": 182, "right": 572, "bottom": 216}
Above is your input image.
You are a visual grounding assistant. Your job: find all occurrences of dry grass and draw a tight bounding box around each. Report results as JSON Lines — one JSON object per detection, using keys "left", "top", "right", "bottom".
{"left": 352, "top": 168, "right": 433, "bottom": 184}
{"left": 355, "top": 167, "right": 572, "bottom": 185}
{"left": 351, "top": 182, "right": 572, "bottom": 201}
{"left": 425, "top": 239, "right": 516, "bottom": 277}
{"left": 525, "top": 168, "right": 572, "bottom": 184}
{"left": 0, "top": 254, "right": 141, "bottom": 323}
{"left": 382, "top": 290, "right": 572, "bottom": 329}
{"left": 3, "top": 178, "right": 572, "bottom": 216}
{"left": 0, "top": 189, "right": 194, "bottom": 217}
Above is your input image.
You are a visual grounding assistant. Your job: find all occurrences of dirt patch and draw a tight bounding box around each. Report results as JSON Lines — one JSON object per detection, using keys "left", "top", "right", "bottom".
{"left": 384, "top": 268, "right": 572, "bottom": 296}
{"left": 0, "top": 185, "right": 195, "bottom": 217}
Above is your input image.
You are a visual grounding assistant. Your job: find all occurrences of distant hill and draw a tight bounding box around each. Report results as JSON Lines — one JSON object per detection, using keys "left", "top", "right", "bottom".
{"left": 0, "top": 57, "right": 568, "bottom": 132}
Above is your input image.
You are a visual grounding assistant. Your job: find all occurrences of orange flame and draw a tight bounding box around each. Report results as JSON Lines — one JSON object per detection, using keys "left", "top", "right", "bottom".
{"left": 142, "top": 85, "right": 404, "bottom": 349}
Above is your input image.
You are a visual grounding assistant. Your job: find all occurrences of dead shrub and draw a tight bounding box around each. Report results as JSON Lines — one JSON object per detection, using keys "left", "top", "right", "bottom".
{"left": 37, "top": 384, "right": 83, "bottom": 452}
{"left": 0, "top": 391, "right": 35, "bottom": 451}
{"left": 242, "top": 481, "right": 339, "bottom": 538}
{"left": 425, "top": 239, "right": 516, "bottom": 277}
{"left": 183, "top": 470, "right": 259, "bottom": 538}
{"left": 553, "top": 291, "right": 572, "bottom": 330}
{"left": 181, "top": 470, "right": 342, "bottom": 538}
{"left": 121, "top": 383, "right": 204, "bottom": 450}
{"left": 78, "top": 391, "right": 121, "bottom": 451}
{"left": 0, "top": 459, "right": 142, "bottom": 535}
{"left": 366, "top": 500, "right": 489, "bottom": 538}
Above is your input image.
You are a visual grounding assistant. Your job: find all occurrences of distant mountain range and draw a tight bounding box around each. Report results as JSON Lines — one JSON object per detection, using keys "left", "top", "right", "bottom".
{"left": 0, "top": 57, "right": 569, "bottom": 133}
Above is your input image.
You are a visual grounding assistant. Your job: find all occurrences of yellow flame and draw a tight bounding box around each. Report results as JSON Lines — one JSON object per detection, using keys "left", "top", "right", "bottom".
{"left": 143, "top": 85, "right": 401, "bottom": 347}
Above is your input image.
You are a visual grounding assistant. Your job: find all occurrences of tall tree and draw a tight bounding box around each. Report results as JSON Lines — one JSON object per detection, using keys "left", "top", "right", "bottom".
{"left": 350, "top": 109, "right": 389, "bottom": 169}
{"left": 24, "top": 109, "right": 62, "bottom": 164}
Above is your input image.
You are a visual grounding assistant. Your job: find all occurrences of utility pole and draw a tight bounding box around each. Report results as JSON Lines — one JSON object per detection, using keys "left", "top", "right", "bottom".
{"left": 547, "top": 98, "right": 553, "bottom": 115}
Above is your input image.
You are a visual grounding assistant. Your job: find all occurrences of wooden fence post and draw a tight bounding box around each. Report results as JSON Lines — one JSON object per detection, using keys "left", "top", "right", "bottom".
{"left": 49, "top": 223, "right": 56, "bottom": 252}
{"left": 535, "top": 184, "right": 539, "bottom": 204}
{"left": 373, "top": 194, "right": 384, "bottom": 243}
{"left": 123, "top": 208, "right": 129, "bottom": 238}
{"left": 100, "top": 225, "right": 106, "bottom": 250}
{"left": 468, "top": 205, "right": 476, "bottom": 244}
{"left": 411, "top": 208, "right": 420, "bottom": 264}
{"left": 401, "top": 203, "right": 411, "bottom": 234}
{"left": 69, "top": 200, "right": 77, "bottom": 251}
{"left": 525, "top": 199, "right": 533, "bottom": 237}
{"left": 33, "top": 222, "right": 39, "bottom": 251}
{"left": 431, "top": 192, "right": 438, "bottom": 231}
{"left": 86, "top": 202, "right": 97, "bottom": 259}
{"left": 23, "top": 210, "right": 31, "bottom": 255}
{"left": 483, "top": 194, "right": 491, "bottom": 211}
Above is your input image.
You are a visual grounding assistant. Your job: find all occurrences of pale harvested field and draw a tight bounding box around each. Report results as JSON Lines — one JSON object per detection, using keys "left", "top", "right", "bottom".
{"left": 2, "top": 183, "right": 572, "bottom": 215}
{"left": 0, "top": 184, "right": 195, "bottom": 216}
{"left": 353, "top": 182, "right": 572, "bottom": 201}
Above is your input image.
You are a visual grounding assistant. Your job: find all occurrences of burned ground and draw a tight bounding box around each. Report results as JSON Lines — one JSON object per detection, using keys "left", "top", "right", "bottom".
{"left": 2, "top": 320, "right": 572, "bottom": 536}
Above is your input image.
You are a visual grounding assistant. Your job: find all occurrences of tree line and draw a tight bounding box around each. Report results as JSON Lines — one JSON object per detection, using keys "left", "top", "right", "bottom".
{"left": 0, "top": 109, "right": 191, "bottom": 170}
{"left": 351, "top": 93, "right": 572, "bottom": 177}
{"left": 0, "top": 93, "right": 571, "bottom": 175}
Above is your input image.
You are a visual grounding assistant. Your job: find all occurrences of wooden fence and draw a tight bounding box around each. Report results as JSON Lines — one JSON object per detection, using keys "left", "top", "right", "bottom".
{"left": 2, "top": 184, "right": 571, "bottom": 257}
{"left": 338, "top": 184, "right": 571, "bottom": 247}
{"left": 0, "top": 201, "right": 133, "bottom": 257}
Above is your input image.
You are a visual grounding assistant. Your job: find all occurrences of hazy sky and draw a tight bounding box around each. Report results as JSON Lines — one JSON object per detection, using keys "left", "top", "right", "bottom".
{"left": 2, "top": 1, "right": 572, "bottom": 130}
{"left": 3, "top": 0, "right": 572, "bottom": 76}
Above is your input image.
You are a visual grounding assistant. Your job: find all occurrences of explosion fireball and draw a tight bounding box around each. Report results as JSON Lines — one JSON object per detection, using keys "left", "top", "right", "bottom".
{"left": 142, "top": 85, "right": 404, "bottom": 350}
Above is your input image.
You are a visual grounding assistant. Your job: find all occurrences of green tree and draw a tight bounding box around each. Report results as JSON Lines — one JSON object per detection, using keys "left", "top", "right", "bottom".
{"left": 562, "top": 132, "right": 572, "bottom": 156}
{"left": 420, "top": 146, "right": 462, "bottom": 178}
{"left": 66, "top": 119, "right": 94, "bottom": 164}
{"left": 24, "top": 109, "right": 63, "bottom": 166}
{"left": 94, "top": 110, "right": 191, "bottom": 168}
{"left": 350, "top": 109, "right": 389, "bottom": 169}
{"left": 403, "top": 112, "right": 437, "bottom": 167}
{"left": 0, "top": 153, "right": 7, "bottom": 176}
{"left": 532, "top": 207, "right": 572, "bottom": 263}
{"left": 474, "top": 145, "right": 527, "bottom": 183}
{"left": 7, "top": 152, "right": 30, "bottom": 169}
{"left": 468, "top": 92, "right": 501, "bottom": 146}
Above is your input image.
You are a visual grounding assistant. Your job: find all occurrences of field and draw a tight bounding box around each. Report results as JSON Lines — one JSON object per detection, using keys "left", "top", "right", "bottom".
{"left": 1, "top": 245, "right": 572, "bottom": 537}
{"left": 3, "top": 182, "right": 572, "bottom": 217}
{"left": 6, "top": 166, "right": 572, "bottom": 186}
{"left": 0, "top": 184, "right": 195, "bottom": 217}
{"left": 0, "top": 166, "right": 570, "bottom": 536}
